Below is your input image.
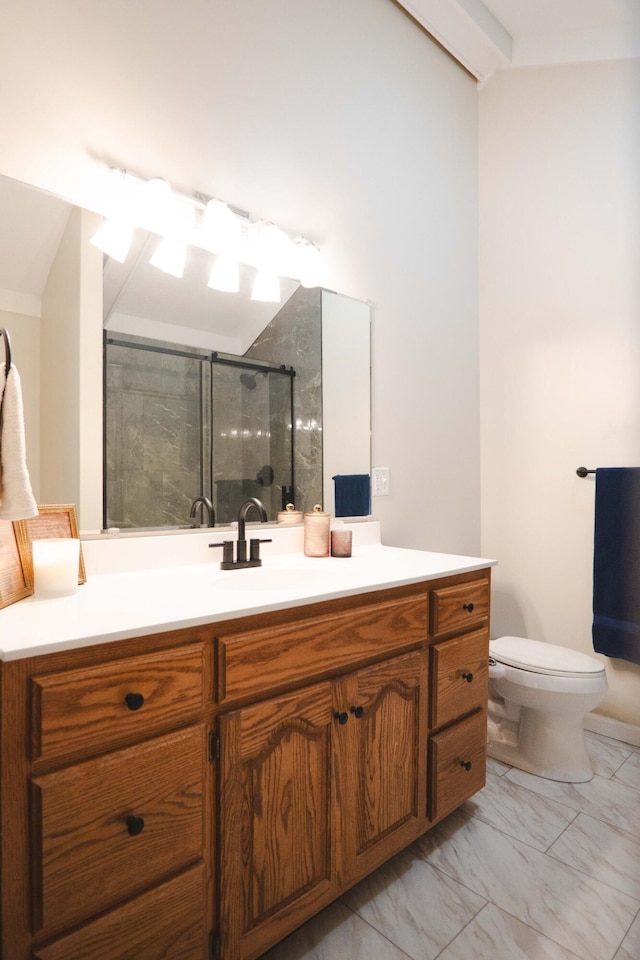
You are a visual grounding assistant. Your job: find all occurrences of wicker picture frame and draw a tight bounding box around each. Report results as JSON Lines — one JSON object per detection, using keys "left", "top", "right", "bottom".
{"left": 13, "top": 504, "right": 86, "bottom": 589}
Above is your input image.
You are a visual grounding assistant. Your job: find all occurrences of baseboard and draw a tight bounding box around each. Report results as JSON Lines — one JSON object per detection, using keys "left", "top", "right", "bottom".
{"left": 583, "top": 712, "right": 640, "bottom": 748}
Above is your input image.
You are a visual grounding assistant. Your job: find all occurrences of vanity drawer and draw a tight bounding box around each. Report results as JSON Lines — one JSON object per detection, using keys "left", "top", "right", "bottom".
{"left": 217, "top": 594, "right": 427, "bottom": 704}
{"left": 430, "top": 628, "right": 489, "bottom": 729}
{"left": 428, "top": 709, "right": 486, "bottom": 823}
{"left": 31, "top": 725, "right": 205, "bottom": 938}
{"left": 31, "top": 644, "right": 206, "bottom": 761}
{"left": 430, "top": 578, "right": 489, "bottom": 637}
{"left": 33, "top": 863, "right": 206, "bottom": 960}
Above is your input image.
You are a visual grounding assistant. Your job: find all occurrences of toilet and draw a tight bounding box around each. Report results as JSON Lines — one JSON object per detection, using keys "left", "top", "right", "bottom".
{"left": 487, "top": 636, "right": 607, "bottom": 783}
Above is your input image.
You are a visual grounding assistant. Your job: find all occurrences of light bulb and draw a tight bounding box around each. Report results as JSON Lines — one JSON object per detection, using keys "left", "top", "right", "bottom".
{"left": 249, "top": 221, "right": 295, "bottom": 276}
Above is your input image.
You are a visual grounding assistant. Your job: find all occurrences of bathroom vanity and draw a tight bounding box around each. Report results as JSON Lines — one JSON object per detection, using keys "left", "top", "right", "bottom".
{"left": 0, "top": 531, "right": 493, "bottom": 960}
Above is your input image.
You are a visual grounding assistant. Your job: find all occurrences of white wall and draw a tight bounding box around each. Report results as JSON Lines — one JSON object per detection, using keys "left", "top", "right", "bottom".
{"left": 479, "top": 60, "right": 640, "bottom": 725}
{"left": 40, "top": 207, "right": 103, "bottom": 531}
{"left": 0, "top": 0, "right": 480, "bottom": 554}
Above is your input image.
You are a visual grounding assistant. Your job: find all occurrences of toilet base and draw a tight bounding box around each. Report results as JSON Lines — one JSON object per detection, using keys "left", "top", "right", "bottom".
{"left": 487, "top": 706, "right": 594, "bottom": 783}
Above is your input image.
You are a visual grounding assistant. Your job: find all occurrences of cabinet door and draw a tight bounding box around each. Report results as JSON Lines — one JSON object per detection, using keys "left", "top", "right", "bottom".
{"left": 336, "top": 649, "right": 428, "bottom": 886}
{"left": 219, "top": 681, "right": 337, "bottom": 960}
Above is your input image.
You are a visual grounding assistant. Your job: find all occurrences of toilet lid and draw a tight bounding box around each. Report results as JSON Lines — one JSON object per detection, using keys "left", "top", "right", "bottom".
{"left": 490, "top": 636, "right": 606, "bottom": 678}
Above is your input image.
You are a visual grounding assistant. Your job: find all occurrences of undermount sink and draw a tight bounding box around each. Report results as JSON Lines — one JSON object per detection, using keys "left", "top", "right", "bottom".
{"left": 220, "top": 563, "right": 341, "bottom": 592}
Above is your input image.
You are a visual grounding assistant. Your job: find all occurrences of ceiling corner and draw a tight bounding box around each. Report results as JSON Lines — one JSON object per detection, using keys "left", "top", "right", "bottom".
{"left": 394, "top": 0, "right": 513, "bottom": 83}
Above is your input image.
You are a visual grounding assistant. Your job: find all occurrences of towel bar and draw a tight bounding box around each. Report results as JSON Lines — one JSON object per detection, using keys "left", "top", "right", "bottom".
{"left": 577, "top": 467, "right": 595, "bottom": 477}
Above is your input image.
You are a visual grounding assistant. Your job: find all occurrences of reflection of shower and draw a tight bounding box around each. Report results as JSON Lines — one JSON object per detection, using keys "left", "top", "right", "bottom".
{"left": 239, "top": 369, "right": 269, "bottom": 390}
{"left": 105, "top": 336, "right": 296, "bottom": 529}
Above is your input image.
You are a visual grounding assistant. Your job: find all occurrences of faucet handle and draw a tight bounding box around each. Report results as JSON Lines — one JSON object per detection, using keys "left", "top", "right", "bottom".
{"left": 209, "top": 541, "right": 234, "bottom": 564}
{"left": 249, "top": 538, "right": 272, "bottom": 562}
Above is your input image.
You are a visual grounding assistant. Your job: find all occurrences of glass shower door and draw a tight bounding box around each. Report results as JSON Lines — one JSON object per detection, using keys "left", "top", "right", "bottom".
{"left": 211, "top": 364, "right": 294, "bottom": 525}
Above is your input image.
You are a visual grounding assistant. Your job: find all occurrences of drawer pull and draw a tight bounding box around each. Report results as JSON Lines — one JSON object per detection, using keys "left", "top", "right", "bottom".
{"left": 350, "top": 705, "right": 364, "bottom": 718}
{"left": 463, "top": 602, "right": 475, "bottom": 613}
{"left": 125, "top": 692, "right": 145, "bottom": 711}
{"left": 461, "top": 672, "right": 474, "bottom": 683}
{"left": 460, "top": 760, "right": 472, "bottom": 771}
{"left": 125, "top": 815, "right": 145, "bottom": 836}
{"left": 333, "top": 711, "right": 349, "bottom": 725}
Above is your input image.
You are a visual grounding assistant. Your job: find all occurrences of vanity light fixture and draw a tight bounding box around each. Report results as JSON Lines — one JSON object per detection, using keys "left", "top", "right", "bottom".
{"left": 90, "top": 166, "right": 330, "bottom": 298}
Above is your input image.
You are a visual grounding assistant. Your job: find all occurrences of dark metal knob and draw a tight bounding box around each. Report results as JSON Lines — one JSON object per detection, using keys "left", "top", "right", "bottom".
{"left": 126, "top": 815, "right": 145, "bottom": 836}
{"left": 463, "top": 602, "right": 475, "bottom": 612}
{"left": 333, "top": 711, "right": 348, "bottom": 725}
{"left": 460, "top": 760, "right": 472, "bottom": 771}
{"left": 461, "top": 672, "right": 474, "bottom": 683}
{"left": 125, "top": 692, "right": 144, "bottom": 711}
{"left": 350, "top": 705, "right": 364, "bottom": 718}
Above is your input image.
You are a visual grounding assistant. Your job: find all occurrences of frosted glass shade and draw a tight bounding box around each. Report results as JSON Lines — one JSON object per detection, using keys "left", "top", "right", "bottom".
{"left": 208, "top": 256, "right": 240, "bottom": 293}
{"left": 251, "top": 270, "right": 280, "bottom": 303}
{"left": 150, "top": 237, "right": 186, "bottom": 278}
{"left": 134, "top": 177, "right": 174, "bottom": 235}
{"left": 90, "top": 219, "right": 133, "bottom": 262}
{"left": 202, "top": 200, "right": 241, "bottom": 253}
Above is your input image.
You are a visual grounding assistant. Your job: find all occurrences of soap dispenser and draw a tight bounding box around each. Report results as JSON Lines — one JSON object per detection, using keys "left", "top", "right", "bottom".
{"left": 303, "top": 504, "right": 330, "bottom": 557}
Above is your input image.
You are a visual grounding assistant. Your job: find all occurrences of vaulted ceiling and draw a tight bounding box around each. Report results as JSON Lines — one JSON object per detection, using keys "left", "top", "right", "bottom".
{"left": 397, "top": 0, "right": 640, "bottom": 83}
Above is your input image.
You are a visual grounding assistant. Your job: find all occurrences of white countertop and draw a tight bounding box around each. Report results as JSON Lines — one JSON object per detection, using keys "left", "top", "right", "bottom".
{"left": 0, "top": 523, "right": 495, "bottom": 660}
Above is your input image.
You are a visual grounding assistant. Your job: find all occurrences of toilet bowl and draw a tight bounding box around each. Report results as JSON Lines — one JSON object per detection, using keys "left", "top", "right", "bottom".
{"left": 487, "top": 636, "right": 607, "bottom": 783}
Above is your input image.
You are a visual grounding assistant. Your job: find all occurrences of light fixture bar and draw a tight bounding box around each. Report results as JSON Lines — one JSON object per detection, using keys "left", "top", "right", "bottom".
{"left": 94, "top": 165, "right": 330, "bottom": 292}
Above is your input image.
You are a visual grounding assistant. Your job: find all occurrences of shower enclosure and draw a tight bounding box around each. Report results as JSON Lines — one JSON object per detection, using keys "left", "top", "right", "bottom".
{"left": 104, "top": 335, "right": 295, "bottom": 529}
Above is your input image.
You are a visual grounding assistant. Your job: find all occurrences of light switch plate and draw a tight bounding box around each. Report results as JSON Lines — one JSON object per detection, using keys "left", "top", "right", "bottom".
{"left": 372, "top": 467, "right": 391, "bottom": 497}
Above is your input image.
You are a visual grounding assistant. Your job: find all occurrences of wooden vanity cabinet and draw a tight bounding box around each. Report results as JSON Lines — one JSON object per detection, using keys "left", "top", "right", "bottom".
{"left": 0, "top": 568, "right": 490, "bottom": 960}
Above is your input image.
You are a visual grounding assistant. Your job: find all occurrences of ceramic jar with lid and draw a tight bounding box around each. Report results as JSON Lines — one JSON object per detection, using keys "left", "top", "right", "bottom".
{"left": 303, "top": 504, "right": 330, "bottom": 557}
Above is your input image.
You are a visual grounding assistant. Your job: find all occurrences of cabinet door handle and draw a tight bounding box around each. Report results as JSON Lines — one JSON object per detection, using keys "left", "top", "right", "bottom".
{"left": 460, "top": 760, "right": 472, "bottom": 771}
{"left": 463, "top": 602, "right": 475, "bottom": 612}
{"left": 461, "top": 672, "right": 474, "bottom": 683}
{"left": 125, "top": 692, "right": 145, "bottom": 711}
{"left": 125, "top": 815, "right": 145, "bottom": 836}
{"left": 350, "top": 705, "right": 364, "bottom": 718}
{"left": 333, "top": 711, "right": 349, "bottom": 725}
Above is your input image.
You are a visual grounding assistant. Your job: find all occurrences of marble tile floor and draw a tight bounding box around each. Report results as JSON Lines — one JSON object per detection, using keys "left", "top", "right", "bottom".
{"left": 260, "top": 732, "right": 640, "bottom": 960}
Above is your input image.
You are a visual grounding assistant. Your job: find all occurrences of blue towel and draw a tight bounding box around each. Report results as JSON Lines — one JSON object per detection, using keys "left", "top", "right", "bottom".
{"left": 333, "top": 474, "right": 370, "bottom": 517}
{"left": 592, "top": 467, "right": 640, "bottom": 665}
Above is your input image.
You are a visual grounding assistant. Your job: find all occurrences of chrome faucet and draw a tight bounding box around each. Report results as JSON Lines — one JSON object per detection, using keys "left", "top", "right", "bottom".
{"left": 189, "top": 496, "right": 215, "bottom": 527}
{"left": 208, "top": 496, "right": 271, "bottom": 569}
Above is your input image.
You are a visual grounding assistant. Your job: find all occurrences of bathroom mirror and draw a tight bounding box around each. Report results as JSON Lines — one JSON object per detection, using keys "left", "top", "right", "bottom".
{"left": 0, "top": 174, "right": 371, "bottom": 532}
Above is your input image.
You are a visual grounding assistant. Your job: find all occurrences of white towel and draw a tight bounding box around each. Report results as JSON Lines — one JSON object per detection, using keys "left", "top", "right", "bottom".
{"left": 0, "top": 361, "right": 38, "bottom": 520}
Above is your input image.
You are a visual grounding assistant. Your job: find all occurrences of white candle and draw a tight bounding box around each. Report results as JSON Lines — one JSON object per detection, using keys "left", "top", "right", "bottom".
{"left": 32, "top": 538, "right": 80, "bottom": 598}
